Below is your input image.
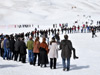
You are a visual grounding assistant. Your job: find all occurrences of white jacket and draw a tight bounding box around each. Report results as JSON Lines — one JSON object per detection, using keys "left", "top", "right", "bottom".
{"left": 48, "top": 42, "right": 58, "bottom": 58}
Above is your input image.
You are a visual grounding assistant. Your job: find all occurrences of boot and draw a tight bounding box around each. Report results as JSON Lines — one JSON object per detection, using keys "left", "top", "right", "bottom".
{"left": 73, "top": 48, "right": 79, "bottom": 59}
{"left": 44, "top": 64, "right": 47, "bottom": 67}
{"left": 67, "top": 67, "right": 69, "bottom": 71}
{"left": 74, "top": 56, "right": 79, "bottom": 59}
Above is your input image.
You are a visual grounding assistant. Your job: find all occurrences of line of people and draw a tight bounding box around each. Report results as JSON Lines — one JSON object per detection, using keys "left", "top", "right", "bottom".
{"left": 24, "top": 25, "right": 100, "bottom": 39}
{"left": 0, "top": 34, "right": 78, "bottom": 71}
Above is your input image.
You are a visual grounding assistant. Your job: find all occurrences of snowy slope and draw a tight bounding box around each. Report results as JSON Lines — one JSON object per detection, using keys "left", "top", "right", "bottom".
{"left": 0, "top": 0, "right": 100, "bottom": 25}
{"left": 0, "top": 0, "right": 100, "bottom": 34}
{"left": 0, "top": 33, "right": 100, "bottom": 75}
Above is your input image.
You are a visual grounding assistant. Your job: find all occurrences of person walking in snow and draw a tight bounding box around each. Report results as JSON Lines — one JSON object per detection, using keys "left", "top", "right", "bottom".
{"left": 48, "top": 37, "right": 58, "bottom": 69}
{"left": 6, "top": 36, "right": 12, "bottom": 60}
{"left": 61, "top": 27, "right": 64, "bottom": 34}
{"left": 10, "top": 35, "right": 15, "bottom": 60}
{"left": 19, "top": 38, "right": 27, "bottom": 63}
{"left": 27, "top": 37, "right": 34, "bottom": 65}
{"left": 55, "top": 33, "right": 60, "bottom": 45}
{"left": 60, "top": 35, "right": 79, "bottom": 71}
{"left": 91, "top": 28, "right": 97, "bottom": 38}
{"left": 77, "top": 25, "right": 80, "bottom": 33}
{"left": 14, "top": 37, "right": 20, "bottom": 61}
{"left": 39, "top": 37, "right": 49, "bottom": 67}
{"left": 33, "top": 37, "right": 40, "bottom": 66}
{"left": 3, "top": 35, "right": 10, "bottom": 60}
{"left": 69, "top": 27, "right": 72, "bottom": 33}
{"left": 48, "top": 28, "right": 51, "bottom": 35}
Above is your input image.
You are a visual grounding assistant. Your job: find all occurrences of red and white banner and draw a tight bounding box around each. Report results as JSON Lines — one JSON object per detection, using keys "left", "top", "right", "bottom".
{"left": 0, "top": 24, "right": 34, "bottom": 29}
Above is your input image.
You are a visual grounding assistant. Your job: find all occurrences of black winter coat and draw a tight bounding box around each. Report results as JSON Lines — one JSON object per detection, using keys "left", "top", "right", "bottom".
{"left": 19, "top": 40, "right": 27, "bottom": 54}
{"left": 60, "top": 39, "right": 73, "bottom": 59}
{"left": 10, "top": 39, "right": 15, "bottom": 52}
{"left": 14, "top": 39, "right": 20, "bottom": 52}
{"left": 39, "top": 47, "right": 48, "bottom": 64}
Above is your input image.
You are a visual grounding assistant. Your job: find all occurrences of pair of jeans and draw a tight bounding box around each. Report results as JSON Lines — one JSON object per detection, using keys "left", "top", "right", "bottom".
{"left": 28, "top": 50, "right": 34, "bottom": 63}
{"left": 3, "top": 47, "right": 7, "bottom": 59}
{"left": 6, "top": 48, "right": 12, "bottom": 59}
{"left": 62, "top": 58, "right": 70, "bottom": 69}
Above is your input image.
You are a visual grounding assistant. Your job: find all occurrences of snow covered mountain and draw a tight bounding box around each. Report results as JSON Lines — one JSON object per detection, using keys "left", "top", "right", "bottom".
{"left": 0, "top": 0, "right": 100, "bottom": 25}
{"left": 0, "top": 0, "right": 100, "bottom": 34}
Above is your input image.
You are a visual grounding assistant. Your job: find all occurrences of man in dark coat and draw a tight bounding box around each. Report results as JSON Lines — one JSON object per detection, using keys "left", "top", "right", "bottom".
{"left": 92, "top": 28, "right": 97, "bottom": 38}
{"left": 10, "top": 36, "right": 15, "bottom": 60}
{"left": 48, "top": 29, "right": 50, "bottom": 35}
{"left": 70, "top": 27, "right": 72, "bottom": 33}
{"left": 61, "top": 27, "right": 64, "bottom": 34}
{"left": 6, "top": 36, "right": 11, "bottom": 60}
{"left": 19, "top": 38, "right": 27, "bottom": 63}
{"left": 54, "top": 28, "right": 56, "bottom": 35}
{"left": 55, "top": 33, "right": 60, "bottom": 45}
{"left": 60, "top": 35, "right": 78, "bottom": 71}
{"left": 14, "top": 38, "right": 20, "bottom": 61}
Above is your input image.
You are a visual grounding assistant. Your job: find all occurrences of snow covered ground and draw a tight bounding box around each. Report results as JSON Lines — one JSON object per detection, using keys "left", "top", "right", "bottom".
{"left": 0, "top": 32, "right": 100, "bottom": 75}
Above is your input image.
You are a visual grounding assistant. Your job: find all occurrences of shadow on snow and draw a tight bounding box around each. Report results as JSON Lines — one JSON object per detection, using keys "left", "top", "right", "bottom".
{"left": 56, "top": 63, "right": 90, "bottom": 71}
{"left": 0, "top": 64, "right": 22, "bottom": 68}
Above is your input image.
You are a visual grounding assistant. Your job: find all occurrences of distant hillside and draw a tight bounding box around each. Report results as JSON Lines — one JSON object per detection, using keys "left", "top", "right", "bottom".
{"left": 0, "top": 0, "right": 100, "bottom": 25}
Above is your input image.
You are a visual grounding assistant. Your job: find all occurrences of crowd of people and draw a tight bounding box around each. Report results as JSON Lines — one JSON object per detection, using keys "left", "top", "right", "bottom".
{"left": 0, "top": 32, "right": 79, "bottom": 71}
{"left": 0, "top": 23, "right": 100, "bottom": 71}
{"left": 23, "top": 24, "right": 100, "bottom": 40}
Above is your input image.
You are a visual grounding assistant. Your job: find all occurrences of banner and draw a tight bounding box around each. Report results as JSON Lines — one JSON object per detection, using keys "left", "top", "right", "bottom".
{"left": 0, "top": 24, "right": 34, "bottom": 29}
